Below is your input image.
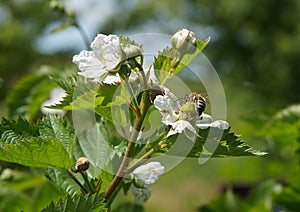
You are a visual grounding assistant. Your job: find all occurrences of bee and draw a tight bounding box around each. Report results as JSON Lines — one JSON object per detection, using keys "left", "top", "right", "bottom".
{"left": 184, "top": 92, "right": 206, "bottom": 116}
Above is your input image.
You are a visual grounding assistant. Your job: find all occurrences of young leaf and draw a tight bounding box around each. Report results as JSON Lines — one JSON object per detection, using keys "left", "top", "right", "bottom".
{"left": 153, "top": 38, "right": 209, "bottom": 84}
{"left": 0, "top": 137, "right": 72, "bottom": 170}
{"left": 153, "top": 47, "right": 178, "bottom": 83}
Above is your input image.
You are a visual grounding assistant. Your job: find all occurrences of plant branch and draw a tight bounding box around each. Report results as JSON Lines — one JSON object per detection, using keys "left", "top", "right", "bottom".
{"left": 104, "top": 90, "right": 151, "bottom": 205}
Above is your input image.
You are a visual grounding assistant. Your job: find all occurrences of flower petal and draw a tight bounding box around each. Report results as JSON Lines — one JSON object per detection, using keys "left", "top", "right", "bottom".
{"left": 103, "top": 73, "right": 121, "bottom": 84}
{"left": 133, "top": 162, "right": 164, "bottom": 185}
{"left": 91, "top": 34, "right": 122, "bottom": 70}
{"left": 73, "top": 50, "right": 106, "bottom": 82}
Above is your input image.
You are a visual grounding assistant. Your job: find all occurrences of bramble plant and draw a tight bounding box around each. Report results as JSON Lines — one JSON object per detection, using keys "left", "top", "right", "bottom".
{"left": 0, "top": 27, "right": 267, "bottom": 211}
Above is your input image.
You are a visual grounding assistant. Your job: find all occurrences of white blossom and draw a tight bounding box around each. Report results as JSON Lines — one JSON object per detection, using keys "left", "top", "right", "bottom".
{"left": 153, "top": 89, "right": 180, "bottom": 126}
{"left": 72, "top": 34, "right": 123, "bottom": 83}
{"left": 154, "top": 90, "right": 230, "bottom": 138}
{"left": 132, "top": 185, "right": 151, "bottom": 205}
{"left": 133, "top": 162, "right": 164, "bottom": 185}
{"left": 41, "top": 87, "right": 66, "bottom": 115}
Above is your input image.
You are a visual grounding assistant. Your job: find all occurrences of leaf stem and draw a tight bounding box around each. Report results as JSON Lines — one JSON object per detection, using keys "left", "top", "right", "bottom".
{"left": 74, "top": 23, "right": 90, "bottom": 50}
{"left": 66, "top": 171, "right": 89, "bottom": 194}
{"left": 79, "top": 171, "right": 94, "bottom": 193}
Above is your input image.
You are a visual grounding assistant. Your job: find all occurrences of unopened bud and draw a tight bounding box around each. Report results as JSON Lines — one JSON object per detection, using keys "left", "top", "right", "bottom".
{"left": 123, "top": 45, "right": 143, "bottom": 59}
{"left": 171, "top": 29, "right": 197, "bottom": 54}
{"left": 75, "top": 157, "right": 90, "bottom": 172}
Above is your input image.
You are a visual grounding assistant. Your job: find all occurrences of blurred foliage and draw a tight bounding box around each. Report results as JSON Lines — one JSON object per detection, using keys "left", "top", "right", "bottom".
{"left": 101, "top": 0, "right": 300, "bottom": 106}
{"left": 0, "top": 0, "right": 70, "bottom": 100}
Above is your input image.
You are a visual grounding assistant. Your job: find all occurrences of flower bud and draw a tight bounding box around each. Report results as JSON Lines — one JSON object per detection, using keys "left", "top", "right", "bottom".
{"left": 123, "top": 45, "right": 143, "bottom": 59}
{"left": 171, "top": 28, "right": 197, "bottom": 54}
{"left": 75, "top": 157, "right": 90, "bottom": 172}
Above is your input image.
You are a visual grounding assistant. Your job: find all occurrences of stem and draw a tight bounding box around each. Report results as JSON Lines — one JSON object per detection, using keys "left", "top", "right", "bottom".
{"left": 104, "top": 118, "right": 142, "bottom": 203}
{"left": 127, "top": 138, "right": 167, "bottom": 173}
{"left": 124, "top": 80, "right": 141, "bottom": 117}
{"left": 105, "top": 180, "right": 125, "bottom": 208}
{"left": 74, "top": 23, "right": 90, "bottom": 50}
{"left": 67, "top": 171, "right": 89, "bottom": 194}
{"left": 104, "top": 91, "right": 151, "bottom": 205}
{"left": 134, "top": 60, "right": 148, "bottom": 90}
{"left": 79, "top": 171, "right": 94, "bottom": 193}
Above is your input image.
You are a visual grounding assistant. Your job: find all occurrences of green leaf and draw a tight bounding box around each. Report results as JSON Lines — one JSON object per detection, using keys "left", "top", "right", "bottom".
{"left": 43, "top": 194, "right": 107, "bottom": 212}
{"left": 153, "top": 47, "right": 178, "bottom": 83}
{"left": 42, "top": 169, "right": 82, "bottom": 197}
{"left": 174, "top": 38, "right": 210, "bottom": 74}
{"left": 0, "top": 117, "right": 39, "bottom": 144}
{"left": 189, "top": 128, "right": 267, "bottom": 158}
{"left": 153, "top": 38, "right": 209, "bottom": 84}
{"left": 74, "top": 122, "right": 112, "bottom": 179}
{"left": 6, "top": 74, "right": 55, "bottom": 120}
{"left": 155, "top": 128, "right": 266, "bottom": 158}
{"left": 38, "top": 115, "right": 76, "bottom": 157}
{"left": 0, "top": 137, "right": 72, "bottom": 169}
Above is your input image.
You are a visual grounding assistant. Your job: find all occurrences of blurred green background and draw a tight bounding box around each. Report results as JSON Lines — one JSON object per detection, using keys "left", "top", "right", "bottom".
{"left": 0, "top": 0, "right": 299, "bottom": 211}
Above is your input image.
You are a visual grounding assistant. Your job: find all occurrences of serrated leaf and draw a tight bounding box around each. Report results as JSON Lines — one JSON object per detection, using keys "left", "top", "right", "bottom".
{"left": 42, "top": 168, "right": 82, "bottom": 197}
{"left": 153, "top": 47, "right": 178, "bottom": 83}
{"left": 0, "top": 117, "right": 39, "bottom": 144}
{"left": 38, "top": 115, "right": 76, "bottom": 157}
{"left": 43, "top": 194, "right": 107, "bottom": 212}
{"left": 0, "top": 137, "right": 72, "bottom": 169}
{"left": 189, "top": 128, "right": 267, "bottom": 158}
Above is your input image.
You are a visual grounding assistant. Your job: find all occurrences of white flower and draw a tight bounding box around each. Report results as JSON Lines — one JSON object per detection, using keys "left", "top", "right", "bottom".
{"left": 133, "top": 162, "right": 164, "bottom": 185}
{"left": 171, "top": 28, "right": 197, "bottom": 54}
{"left": 132, "top": 185, "right": 151, "bottom": 205}
{"left": 72, "top": 34, "right": 123, "bottom": 83}
{"left": 153, "top": 89, "right": 180, "bottom": 126}
{"left": 154, "top": 90, "right": 230, "bottom": 138}
{"left": 41, "top": 87, "right": 66, "bottom": 115}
